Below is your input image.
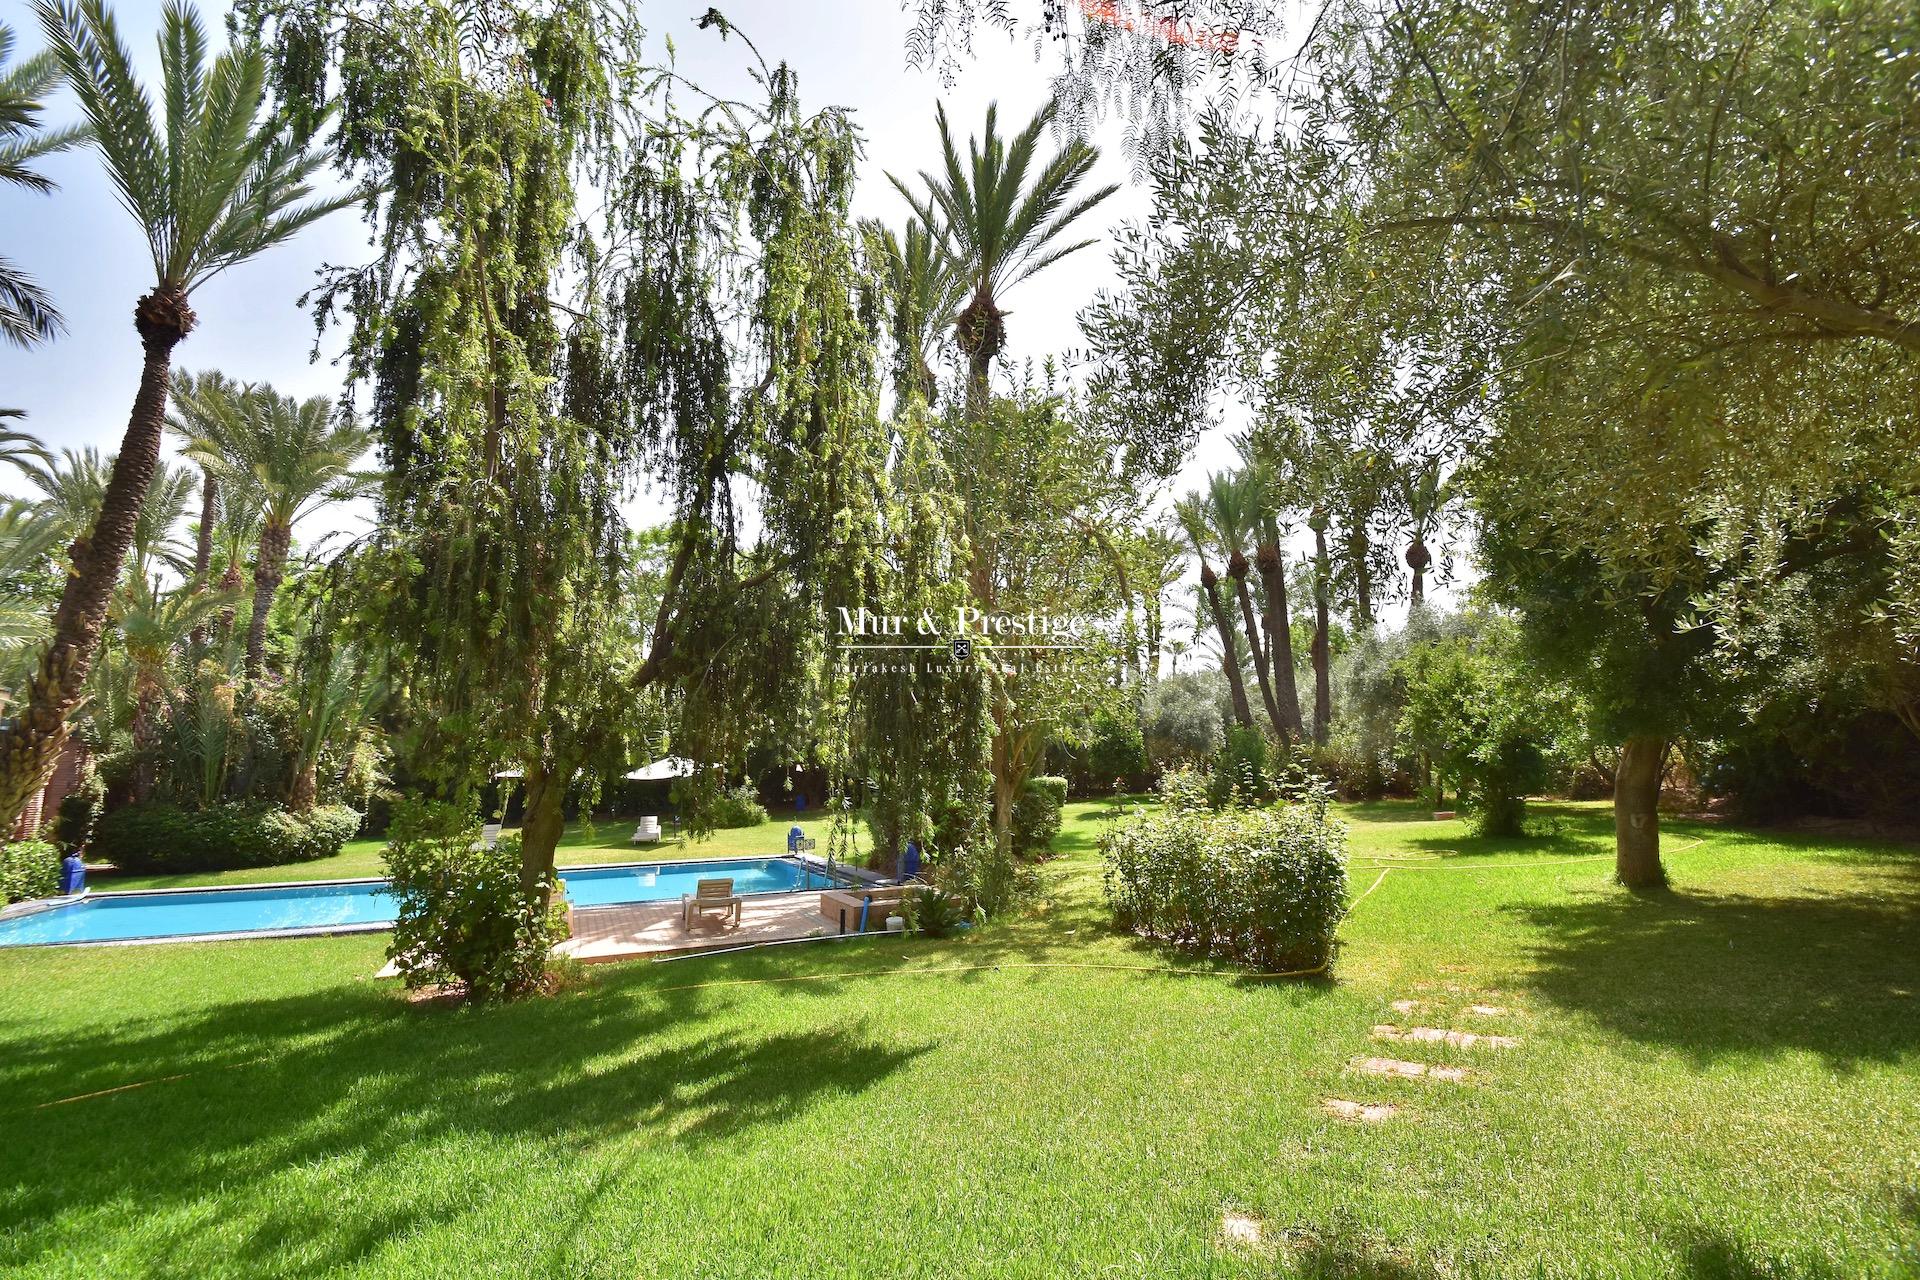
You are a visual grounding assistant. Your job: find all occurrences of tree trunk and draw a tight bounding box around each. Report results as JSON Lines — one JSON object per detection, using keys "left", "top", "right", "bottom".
{"left": 288, "top": 758, "right": 318, "bottom": 813}
{"left": 1146, "top": 589, "right": 1163, "bottom": 680}
{"left": 1201, "top": 564, "right": 1254, "bottom": 728}
{"left": 1310, "top": 523, "right": 1332, "bottom": 746}
{"left": 246, "top": 520, "right": 292, "bottom": 682}
{"left": 1407, "top": 537, "right": 1431, "bottom": 606}
{"left": 519, "top": 759, "right": 569, "bottom": 900}
{"left": 1348, "top": 529, "right": 1374, "bottom": 629}
{"left": 216, "top": 561, "right": 243, "bottom": 643}
{"left": 189, "top": 468, "right": 218, "bottom": 650}
{"left": 991, "top": 721, "right": 1015, "bottom": 862}
{"left": 0, "top": 287, "right": 194, "bottom": 829}
{"left": 1614, "top": 736, "right": 1668, "bottom": 888}
{"left": 130, "top": 679, "right": 160, "bottom": 803}
{"left": 1254, "top": 542, "right": 1304, "bottom": 740}
{"left": 1229, "top": 554, "right": 1284, "bottom": 738}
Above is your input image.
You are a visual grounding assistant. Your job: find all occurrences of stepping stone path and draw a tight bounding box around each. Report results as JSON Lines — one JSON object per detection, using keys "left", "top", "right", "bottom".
{"left": 1389, "top": 998, "right": 1422, "bottom": 1014}
{"left": 1371, "top": 1024, "right": 1520, "bottom": 1050}
{"left": 1354, "top": 1056, "right": 1469, "bottom": 1083}
{"left": 1464, "top": 1004, "right": 1509, "bottom": 1017}
{"left": 1321, "top": 1098, "right": 1399, "bottom": 1123}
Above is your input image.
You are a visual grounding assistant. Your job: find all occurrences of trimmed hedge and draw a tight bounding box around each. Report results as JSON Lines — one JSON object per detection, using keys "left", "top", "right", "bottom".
{"left": 92, "top": 802, "right": 363, "bottom": 873}
{"left": 1012, "top": 775, "right": 1067, "bottom": 856}
{"left": 1101, "top": 796, "right": 1348, "bottom": 972}
{"left": 2, "top": 839, "right": 61, "bottom": 904}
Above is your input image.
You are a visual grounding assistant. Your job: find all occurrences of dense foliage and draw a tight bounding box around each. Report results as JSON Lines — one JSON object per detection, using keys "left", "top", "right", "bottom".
{"left": 1102, "top": 784, "right": 1348, "bottom": 972}
{"left": 0, "top": 838, "right": 60, "bottom": 903}
{"left": 383, "top": 800, "right": 565, "bottom": 1001}
{"left": 1010, "top": 774, "right": 1066, "bottom": 857}
{"left": 92, "top": 800, "right": 360, "bottom": 873}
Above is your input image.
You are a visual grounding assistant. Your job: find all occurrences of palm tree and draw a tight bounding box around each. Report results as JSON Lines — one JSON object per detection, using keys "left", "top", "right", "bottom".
{"left": 0, "top": 22, "right": 86, "bottom": 348}
{"left": 0, "top": 500, "right": 63, "bottom": 695}
{"left": 182, "top": 385, "right": 372, "bottom": 680}
{"left": 166, "top": 369, "right": 243, "bottom": 647}
{"left": 0, "top": 414, "right": 52, "bottom": 475}
{"left": 22, "top": 447, "right": 190, "bottom": 579}
{"left": 113, "top": 572, "right": 227, "bottom": 799}
{"left": 1175, "top": 494, "right": 1254, "bottom": 730}
{"left": 863, "top": 216, "right": 964, "bottom": 409}
{"left": 0, "top": 0, "right": 351, "bottom": 825}
{"left": 1206, "top": 470, "right": 1287, "bottom": 741}
{"left": 1239, "top": 453, "right": 1306, "bottom": 740}
{"left": 890, "top": 100, "right": 1116, "bottom": 415}
{"left": 20, "top": 445, "right": 110, "bottom": 540}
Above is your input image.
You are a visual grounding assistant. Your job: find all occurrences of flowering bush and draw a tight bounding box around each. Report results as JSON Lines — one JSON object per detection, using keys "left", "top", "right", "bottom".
{"left": 1101, "top": 782, "right": 1348, "bottom": 972}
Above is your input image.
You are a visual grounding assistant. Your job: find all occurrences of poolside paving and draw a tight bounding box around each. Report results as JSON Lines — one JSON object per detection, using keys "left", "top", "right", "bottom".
{"left": 555, "top": 890, "right": 845, "bottom": 964}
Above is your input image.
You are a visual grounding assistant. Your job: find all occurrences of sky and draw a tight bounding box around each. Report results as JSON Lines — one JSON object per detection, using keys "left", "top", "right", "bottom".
{"left": 0, "top": 0, "right": 1435, "bottom": 643}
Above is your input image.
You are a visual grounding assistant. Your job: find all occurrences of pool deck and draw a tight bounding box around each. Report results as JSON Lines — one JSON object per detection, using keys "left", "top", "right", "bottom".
{"left": 556, "top": 890, "right": 847, "bottom": 964}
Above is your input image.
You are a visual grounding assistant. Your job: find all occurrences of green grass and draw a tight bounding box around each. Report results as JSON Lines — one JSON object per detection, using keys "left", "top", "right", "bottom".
{"left": 4, "top": 800, "right": 1917, "bottom": 1278}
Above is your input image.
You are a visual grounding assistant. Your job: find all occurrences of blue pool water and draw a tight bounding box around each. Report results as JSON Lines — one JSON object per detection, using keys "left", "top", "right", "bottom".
{"left": 0, "top": 858, "right": 836, "bottom": 947}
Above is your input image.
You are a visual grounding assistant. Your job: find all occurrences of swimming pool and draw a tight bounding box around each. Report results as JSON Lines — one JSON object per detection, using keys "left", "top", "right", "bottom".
{"left": 0, "top": 857, "right": 844, "bottom": 947}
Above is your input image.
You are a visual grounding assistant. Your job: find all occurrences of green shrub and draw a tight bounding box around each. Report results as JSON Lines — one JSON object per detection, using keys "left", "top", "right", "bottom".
{"left": 902, "top": 886, "right": 963, "bottom": 938}
{"left": 709, "top": 783, "right": 768, "bottom": 829}
{"left": 1012, "top": 775, "right": 1067, "bottom": 856}
{"left": 92, "top": 801, "right": 362, "bottom": 873}
{"left": 1207, "top": 725, "right": 1275, "bottom": 808}
{"left": 384, "top": 800, "right": 564, "bottom": 1001}
{"left": 1101, "top": 784, "right": 1348, "bottom": 972}
{"left": 1, "top": 839, "right": 61, "bottom": 904}
{"left": 51, "top": 770, "right": 105, "bottom": 853}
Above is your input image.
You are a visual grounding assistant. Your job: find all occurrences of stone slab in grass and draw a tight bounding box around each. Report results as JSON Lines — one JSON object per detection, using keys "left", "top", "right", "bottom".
{"left": 1322, "top": 1098, "right": 1400, "bottom": 1123}
{"left": 1390, "top": 998, "right": 1422, "bottom": 1014}
{"left": 1354, "top": 1056, "right": 1469, "bottom": 1082}
{"left": 1371, "top": 1024, "right": 1520, "bottom": 1050}
{"left": 1464, "top": 1004, "right": 1510, "bottom": 1017}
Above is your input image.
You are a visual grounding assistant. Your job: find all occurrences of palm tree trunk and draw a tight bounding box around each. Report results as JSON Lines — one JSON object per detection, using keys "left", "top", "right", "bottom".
{"left": 245, "top": 520, "right": 292, "bottom": 681}
{"left": 1201, "top": 564, "right": 1254, "bottom": 729}
{"left": 1407, "top": 537, "right": 1431, "bottom": 607}
{"left": 1310, "top": 523, "right": 1332, "bottom": 747}
{"left": 288, "top": 758, "right": 318, "bottom": 813}
{"left": 1348, "top": 529, "right": 1374, "bottom": 629}
{"left": 0, "top": 287, "right": 194, "bottom": 828}
{"left": 131, "top": 675, "right": 160, "bottom": 803}
{"left": 189, "top": 468, "right": 217, "bottom": 649}
{"left": 1255, "top": 542, "right": 1304, "bottom": 740}
{"left": 1230, "top": 557, "right": 1284, "bottom": 739}
{"left": 1614, "top": 736, "right": 1668, "bottom": 888}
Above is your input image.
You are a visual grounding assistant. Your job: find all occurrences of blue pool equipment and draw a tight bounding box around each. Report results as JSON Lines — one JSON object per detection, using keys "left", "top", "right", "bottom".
{"left": 59, "top": 853, "right": 85, "bottom": 895}
{"left": 900, "top": 838, "right": 923, "bottom": 880}
{"left": 788, "top": 824, "right": 805, "bottom": 852}
{"left": 795, "top": 793, "right": 807, "bottom": 814}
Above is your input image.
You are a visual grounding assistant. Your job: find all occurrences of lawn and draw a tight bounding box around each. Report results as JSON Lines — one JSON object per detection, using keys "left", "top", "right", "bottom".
{"left": 3, "top": 800, "right": 1916, "bottom": 1278}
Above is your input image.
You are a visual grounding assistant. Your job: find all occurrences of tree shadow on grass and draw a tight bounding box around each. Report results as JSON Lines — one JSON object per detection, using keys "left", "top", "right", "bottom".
{"left": 0, "top": 974, "right": 926, "bottom": 1278}
{"left": 1509, "top": 882, "right": 1920, "bottom": 1066}
{"left": 1667, "top": 1225, "right": 1850, "bottom": 1280}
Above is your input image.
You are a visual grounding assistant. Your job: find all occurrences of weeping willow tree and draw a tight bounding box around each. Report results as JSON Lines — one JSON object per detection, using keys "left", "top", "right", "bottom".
{"left": 240, "top": 0, "right": 921, "bottom": 895}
